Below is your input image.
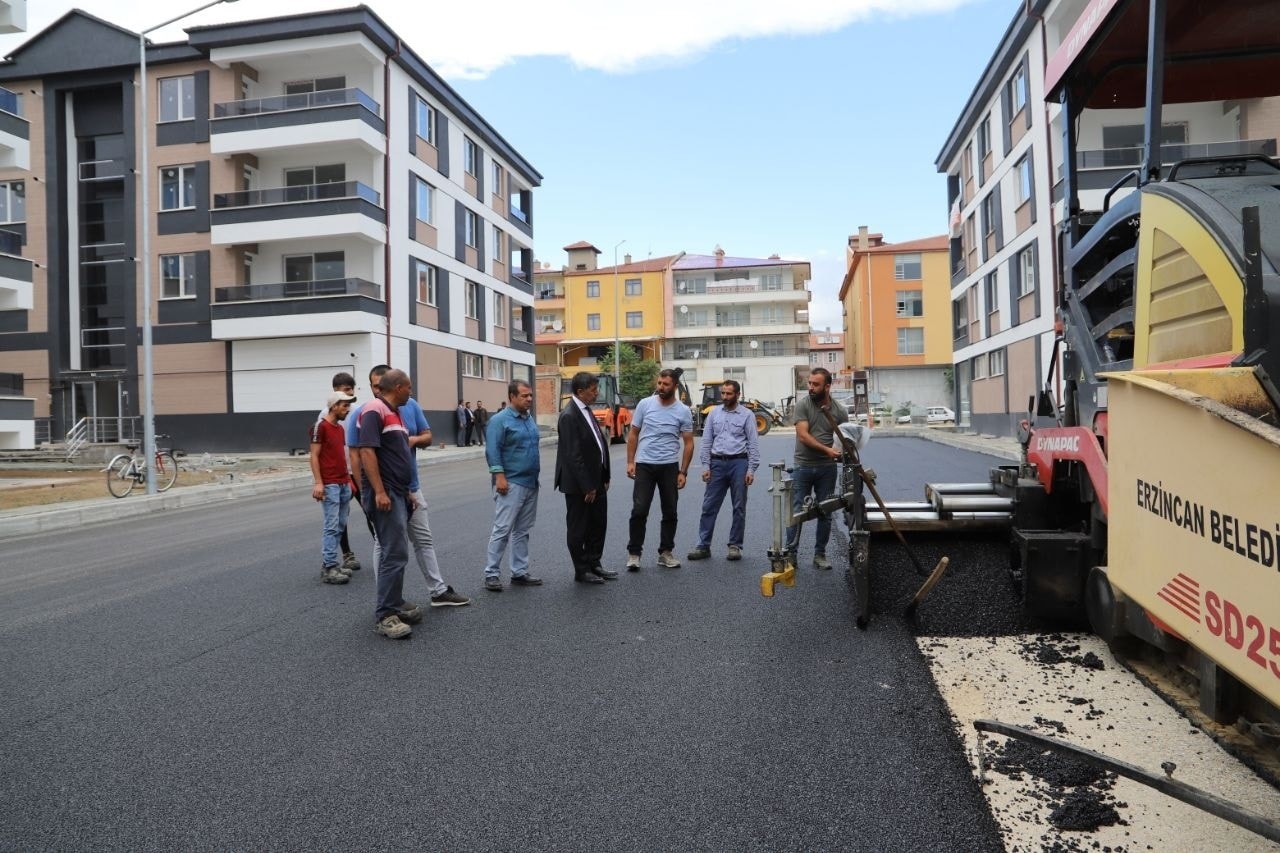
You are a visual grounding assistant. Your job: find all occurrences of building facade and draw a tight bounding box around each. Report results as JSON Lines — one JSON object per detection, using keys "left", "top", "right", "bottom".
{"left": 0, "top": 6, "right": 539, "bottom": 451}
{"left": 808, "top": 329, "right": 848, "bottom": 391}
{"left": 663, "top": 248, "right": 811, "bottom": 408}
{"left": 838, "top": 229, "right": 952, "bottom": 414}
{"left": 0, "top": 0, "right": 29, "bottom": 448}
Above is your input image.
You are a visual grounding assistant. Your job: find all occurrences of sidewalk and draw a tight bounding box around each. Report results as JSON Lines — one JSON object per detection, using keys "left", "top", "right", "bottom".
{"left": 0, "top": 428, "right": 1021, "bottom": 541}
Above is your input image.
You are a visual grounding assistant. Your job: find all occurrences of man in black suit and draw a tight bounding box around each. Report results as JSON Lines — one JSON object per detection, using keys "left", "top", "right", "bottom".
{"left": 555, "top": 372, "right": 617, "bottom": 584}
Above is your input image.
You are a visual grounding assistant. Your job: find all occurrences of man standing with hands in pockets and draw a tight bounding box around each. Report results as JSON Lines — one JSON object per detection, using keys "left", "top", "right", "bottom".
{"left": 686, "top": 380, "right": 759, "bottom": 562}
{"left": 625, "top": 369, "right": 695, "bottom": 571}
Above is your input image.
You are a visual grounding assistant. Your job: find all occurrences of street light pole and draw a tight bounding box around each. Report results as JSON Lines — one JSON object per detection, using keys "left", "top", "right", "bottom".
{"left": 612, "top": 238, "right": 626, "bottom": 395}
{"left": 138, "top": 0, "right": 238, "bottom": 494}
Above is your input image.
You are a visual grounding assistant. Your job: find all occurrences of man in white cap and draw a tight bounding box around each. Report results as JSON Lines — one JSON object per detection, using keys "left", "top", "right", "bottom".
{"left": 310, "top": 390, "right": 357, "bottom": 585}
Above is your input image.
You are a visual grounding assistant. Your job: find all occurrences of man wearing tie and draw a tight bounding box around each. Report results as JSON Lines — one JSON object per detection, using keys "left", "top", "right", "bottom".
{"left": 555, "top": 372, "right": 616, "bottom": 584}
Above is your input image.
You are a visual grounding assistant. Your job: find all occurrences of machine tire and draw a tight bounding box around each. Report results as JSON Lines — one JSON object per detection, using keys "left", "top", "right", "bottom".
{"left": 755, "top": 412, "right": 771, "bottom": 436}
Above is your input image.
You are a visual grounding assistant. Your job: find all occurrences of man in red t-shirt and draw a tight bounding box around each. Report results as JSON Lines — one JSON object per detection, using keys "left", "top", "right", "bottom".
{"left": 311, "top": 391, "right": 357, "bottom": 585}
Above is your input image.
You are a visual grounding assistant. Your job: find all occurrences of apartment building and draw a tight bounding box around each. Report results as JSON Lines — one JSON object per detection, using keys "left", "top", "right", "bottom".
{"left": 0, "top": 6, "right": 539, "bottom": 451}
{"left": 808, "top": 329, "right": 848, "bottom": 391}
{"left": 936, "top": 0, "right": 1279, "bottom": 436}
{"left": 838, "top": 228, "right": 951, "bottom": 413}
{"left": 662, "top": 248, "right": 811, "bottom": 407}
{"left": 0, "top": 0, "right": 28, "bottom": 448}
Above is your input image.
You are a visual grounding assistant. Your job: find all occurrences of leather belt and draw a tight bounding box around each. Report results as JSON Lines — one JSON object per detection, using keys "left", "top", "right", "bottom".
{"left": 711, "top": 453, "right": 747, "bottom": 460}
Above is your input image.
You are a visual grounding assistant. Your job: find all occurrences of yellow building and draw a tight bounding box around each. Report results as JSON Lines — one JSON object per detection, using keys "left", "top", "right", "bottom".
{"left": 838, "top": 227, "right": 953, "bottom": 414}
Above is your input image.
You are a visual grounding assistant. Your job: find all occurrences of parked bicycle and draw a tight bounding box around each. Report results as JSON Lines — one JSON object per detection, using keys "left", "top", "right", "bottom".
{"left": 105, "top": 436, "right": 179, "bottom": 497}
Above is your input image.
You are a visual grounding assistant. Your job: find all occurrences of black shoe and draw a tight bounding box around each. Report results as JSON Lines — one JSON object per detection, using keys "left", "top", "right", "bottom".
{"left": 510, "top": 574, "right": 544, "bottom": 586}
{"left": 590, "top": 564, "right": 619, "bottom": 580}
{"left": 575, "top": 572, "right": 605, "bottom": 584}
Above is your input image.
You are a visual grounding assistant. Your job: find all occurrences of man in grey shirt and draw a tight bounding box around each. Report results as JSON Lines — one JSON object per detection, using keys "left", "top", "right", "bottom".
{"left": 687, "top": 380, "right": 759, "bottom": 562}
{"left": 785, "top": 367, "right": 848, "bottom": 569}
{"left": 625, "top": 369, "right": 695, "bottom": 570}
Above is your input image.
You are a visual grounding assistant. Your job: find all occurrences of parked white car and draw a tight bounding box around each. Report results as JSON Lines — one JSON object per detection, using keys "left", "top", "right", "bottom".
{"left": 926, "top": 406, "right": 956, "bottom": 424}
{"left": 896, "top": 413, "right": 913, "bottom": 424}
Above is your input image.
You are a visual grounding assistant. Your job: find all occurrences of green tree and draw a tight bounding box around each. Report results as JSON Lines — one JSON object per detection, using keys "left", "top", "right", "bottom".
{"left": 601, "top": 343, "right": 660, "bottom": 400}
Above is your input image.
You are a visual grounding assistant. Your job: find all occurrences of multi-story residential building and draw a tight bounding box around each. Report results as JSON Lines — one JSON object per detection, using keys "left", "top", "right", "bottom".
{"left": 0, "top": 0, "right": 29, "bottom": 449}
{"left": 663, "top": 248, "right": 811, "bottom": 407}
{"left": 838, "top": 228, "right": 951, "bottom": 413}
{"left": 808, "top": 329, "right": 848, "bottom": 391}
{"left": 0, "top": 6, "right": 539, "bottom": 451}
{"left": 936, "top": 0, "right": 1277, "bottom": 436}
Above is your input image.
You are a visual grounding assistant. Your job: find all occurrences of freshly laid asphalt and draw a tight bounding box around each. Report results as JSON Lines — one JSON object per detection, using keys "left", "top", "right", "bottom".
{"left": 3, "top": 431, "right": 1017, "bottom": 851}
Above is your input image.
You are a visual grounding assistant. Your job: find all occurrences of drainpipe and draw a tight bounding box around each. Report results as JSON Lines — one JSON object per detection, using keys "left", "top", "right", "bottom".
{"left": 383, "top": 39, "right": 401, "bottom": 365}
{"left": 1033, "top": 4, "right": 1063, "bottom": 405}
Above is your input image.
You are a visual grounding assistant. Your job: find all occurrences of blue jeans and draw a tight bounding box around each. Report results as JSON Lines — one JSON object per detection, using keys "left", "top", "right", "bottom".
{"left": 320, "top": 483, "right": 351, "bottom": 569}
{"left": 785, "top": 464, "right": 839, "bottom": 557}
{"left": 364, "top": 491, "right": 410, "bottom": 620}
{"left": 697, "top": 457, "right": 748, "bottom": 548}
{"left": 485, "top": 482, "right": 539, "bottom": 579}
{"left": 408, "top": 489, "right": 447, "bottom": 597}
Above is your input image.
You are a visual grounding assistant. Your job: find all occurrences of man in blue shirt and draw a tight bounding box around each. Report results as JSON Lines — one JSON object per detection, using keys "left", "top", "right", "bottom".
{"left": 348, "top": 365, "right": 469, "bottom": 613}
{"left": 687, "top": 380, "right": 760, "bottom": 562}
{"left": 482, "top": 380, "right": 544, "bottom": 591}
{"left": 625, "top": 369, "right": 695, "bottom": 570}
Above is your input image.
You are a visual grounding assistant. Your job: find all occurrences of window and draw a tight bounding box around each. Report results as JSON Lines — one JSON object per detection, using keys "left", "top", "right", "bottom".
{"left": 414, "top": 177, "right": 432, "bottom": 224}
{"left": 494, "top": 292, "right": 506, "bottom": 326}
{"left": 586, "top": 280, "right": 600, "bottom": 298}
{"left": 160, "top": 165, "right": 196, "bottom": 210}
{"left": 675, "top": 277, "right": 707, "bottom": 294}
{"left": 894, "top": 253, "right": 922, "bottom": 280}
{"left": 159, "top": 76, "right": 194, "bottom": 122}
{"left": 160, "top": 253, "right": 196, "bottom": 299}
{"left": 0, "top": 181, "right": 24, "bottom": 223}
{"left": 759, "top": 305, "right": 783, "bottom": 324}
{"left": 896, "top": 290, "right": 923, "bottom": 318}
{"left": 466, "top": 280, "right": 480, "bottom": 318}
{"left": 464, "top": 210, "right": 479, "bottom": 248}
{"left": 493, "top": 227, "right": 503, "bottom": 260}
{"left": 489, "top": 358, "right": 507, "bottom": 381}
{"left": 285, "top": 251, "right": 344, "bottom": 283}
{"left": 826, "top": 351, "right": 837, "bottom": 363}
{"left": 512, "top": 363, "right": 532, "bottom": 385}
{"left": 285, "top": 77, "right": 345, "bottom": 95}
{"left": 491, "top": 161, "right": 503, "bottom": 193}
{"left": 462, "top": 353, "right": 483, "bottom": 377}
{"left": 587, "top": 313, "right": 601, "bottom": 331}
{"left": 1011, "top": 65, "right": 1028, "bottom": 113}
{"left": 676, "top": 308, "right": 708, "bottom": 327}
{"left": 626, "top": 311, "right": 643, "bottom": 328}
{"left": 973, "top": 353, "right": 987, "bottom": 379}
{"left": 897, "top": 327, "right": 924, "bottom": 355}
{"left": 416, "top": 260, "right": 437, "bottom": 305}
{"left": 981, "top": 194, "right": 996, "bottom": 237}
{"left": 415, "top": 97, "right": 435, "bottom": 143}
{"left": 511, "top": 304, "right": 525, "bottom": 332}
{"left": 953, "top": 298, "right": 968, "bottom": 335}
{"left": 624, "top": 278, "right": 642, "bottom": 296}
{"left": 760, "top": 273, "right": 782, "bottom": 291}
{"left": 464, "top": 137, "right": 479, "bottom": 176}
{"left": 1018, "top": 246, "right": 1036, "bottom": 295}
{"left": 538, "top": 312, "right": 557, "bottom": 331}
{"left": 989, "top": 349, "right": 1005, "bottom": 376}
{"left": 977, "top": 115, "right": 991, "bottom": 159}
{"left": 763, "top": 340, "right": 785, "bottom": 356}
{"left": 1016, "top": 155, "right": 1033, "bottom": 204}
{"left": 984, "top": 272, "right": 999, "bottom": 312}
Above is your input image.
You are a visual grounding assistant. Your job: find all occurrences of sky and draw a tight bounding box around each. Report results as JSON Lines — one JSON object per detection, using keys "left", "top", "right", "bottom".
{"left": 1, "top": 0, "right": 1018, "bottom": 332}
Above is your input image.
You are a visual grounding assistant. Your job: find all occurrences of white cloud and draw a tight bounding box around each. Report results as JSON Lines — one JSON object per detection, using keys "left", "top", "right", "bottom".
{"left": 7, "top": 0, "right": 978, "bottom": 79}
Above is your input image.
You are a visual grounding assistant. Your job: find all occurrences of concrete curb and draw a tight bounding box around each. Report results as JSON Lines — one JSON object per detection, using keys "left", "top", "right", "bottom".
{"left": 0, "top": 438, "right": 556, "bottom": 542}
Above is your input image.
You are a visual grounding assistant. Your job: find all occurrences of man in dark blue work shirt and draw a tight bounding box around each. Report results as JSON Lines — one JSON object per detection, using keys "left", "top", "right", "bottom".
{"left": 687, "top": 380, "right": 760, "bottom": 562}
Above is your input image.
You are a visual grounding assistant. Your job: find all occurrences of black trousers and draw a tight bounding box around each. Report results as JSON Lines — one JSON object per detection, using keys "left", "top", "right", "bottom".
{"left": 628, "top": 462, "right": 679, "bottom": 555}
{"left": 565, "top": 490, "right": 608, "bottom": 574}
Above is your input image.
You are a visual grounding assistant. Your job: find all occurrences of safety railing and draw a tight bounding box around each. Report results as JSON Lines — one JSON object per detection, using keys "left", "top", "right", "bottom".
{"left": 65, "top": 416, "right": 141, "bottom": 459}
{"left": 213, "top": 87, "right": 380, "bottom": 118}
{"left": 214, "top": 277, "right": 381, "bottom": 302}
{"left": 213, "top": 180, "right": 380, "bottom": 208}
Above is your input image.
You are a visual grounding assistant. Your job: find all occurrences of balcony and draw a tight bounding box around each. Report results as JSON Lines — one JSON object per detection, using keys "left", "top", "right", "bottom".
{"left": 674, "top": 281, "right": 809, "bottom": 307}
{"left": 210, "top": 87, "right": 385, "bottom": 155}
{"left": 1072, "top": 138, "right": 1278, "bottom": 194}
{"left": 210, "top": 277, "right": 385, "bottom": 340}
{"left": 534, "top": 289, "right": 565, "bottom": 309}
{"left": 0, "top": 85, "right": 26, "bottom": 170}
{"left": 661, "top": 343, "right": 811, "bottom": 361}
{"left": 210, "top": 181, "right": 385, "bottom": 245}
{"left": 0, "top": 227, "right": 31, "bottom": 311}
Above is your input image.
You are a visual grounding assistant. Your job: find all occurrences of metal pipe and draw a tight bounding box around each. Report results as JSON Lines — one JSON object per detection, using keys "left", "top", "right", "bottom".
{"left": 925, "top": 482, "right": 996, "bottom": 499}
{"left": 933, "top": 495, "right": 1014, "bottom": 513}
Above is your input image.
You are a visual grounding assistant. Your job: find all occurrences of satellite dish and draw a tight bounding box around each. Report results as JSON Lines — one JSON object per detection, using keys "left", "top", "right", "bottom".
{"left": 750, "top": 340, "right": 759, "bottom": 349}
{"left": 679, "top": 305, "right": 688, "bottom": 314}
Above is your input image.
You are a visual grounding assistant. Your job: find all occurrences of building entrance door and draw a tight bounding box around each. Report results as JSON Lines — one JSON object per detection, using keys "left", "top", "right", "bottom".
{"left": 71, "top": 379, "right": 125, "bottom": 442}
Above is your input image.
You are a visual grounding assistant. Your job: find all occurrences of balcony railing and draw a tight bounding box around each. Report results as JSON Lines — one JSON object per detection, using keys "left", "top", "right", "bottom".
{"left": 214, "top": 277, "right": 381, "bottom": 303}
{"left": 214, "top": 180, "right": 380, "bottom": 209}
{"left": 1077, "top": 138, "right": 1277, "bottom": 169}
{"left": 80, "top": 159, "right": 126, "bottom": 181}
{"left": 0, "top": 228, "right": 20, "bottom": 256}
{"left": 509, "top": 206, "right": 528, "bottom": 224}
{"left": 536, "top": 290, "right": 564, "bottom": 300}
{"left": 662, "top": 345, "right": 811, "bottom": 360}
{"left": 0, "top": 86, "right": 19, "bottom": 116}
{"left": 213, "top": 87, "right": 380, "bottom": 118}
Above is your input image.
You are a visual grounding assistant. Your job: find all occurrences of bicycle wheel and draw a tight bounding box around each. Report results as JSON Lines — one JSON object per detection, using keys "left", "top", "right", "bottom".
{"left": 106, "top": 454, "right": 137, "bottom": 498}
{"left": 154, "top": 451, "right": 179, "bottom": 492}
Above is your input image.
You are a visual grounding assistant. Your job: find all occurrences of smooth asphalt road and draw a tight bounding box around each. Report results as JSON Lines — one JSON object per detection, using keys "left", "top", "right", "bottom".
{"left": 3, "top": 434, "right": 1009, "bottom": 852}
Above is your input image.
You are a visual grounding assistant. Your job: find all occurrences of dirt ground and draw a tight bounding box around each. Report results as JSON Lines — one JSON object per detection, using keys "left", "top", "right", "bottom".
{"left": 0, "top": 456, "right": 312, "bottom": 511}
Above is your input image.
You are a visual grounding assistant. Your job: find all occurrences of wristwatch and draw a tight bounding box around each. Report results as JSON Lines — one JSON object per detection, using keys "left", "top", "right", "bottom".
{"left": 680, "top": 469, "right": 688, "bottom": 476}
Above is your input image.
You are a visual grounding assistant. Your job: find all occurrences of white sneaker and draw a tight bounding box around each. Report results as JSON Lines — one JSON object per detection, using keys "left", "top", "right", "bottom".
{"left": 626, "top": 554, "right": 641, "bottom": 572}
{"left": 657, "top": 551, "right": 681, "bottom": 569}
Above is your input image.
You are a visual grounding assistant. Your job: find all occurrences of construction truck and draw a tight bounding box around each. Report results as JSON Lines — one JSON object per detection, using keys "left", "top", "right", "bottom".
{"left": 671, "top": 367, "right": 786, "bottom": 436}
{"left": 559, "top": 373, "right": 633, "bottom": 443}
